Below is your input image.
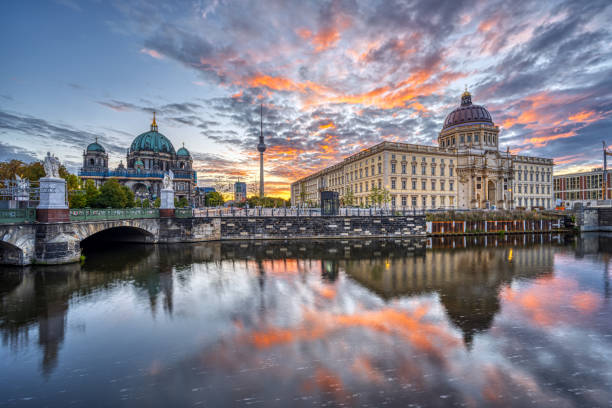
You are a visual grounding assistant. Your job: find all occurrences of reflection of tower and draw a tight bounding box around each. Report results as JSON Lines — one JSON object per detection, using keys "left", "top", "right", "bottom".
{"left": 257, "top": 104, "right": 266, "bottom": 198}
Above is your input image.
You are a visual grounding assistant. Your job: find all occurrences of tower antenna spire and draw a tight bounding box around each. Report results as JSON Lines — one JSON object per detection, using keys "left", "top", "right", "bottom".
{"left": 257, "top": 103, "right": 267, "bottom": 198}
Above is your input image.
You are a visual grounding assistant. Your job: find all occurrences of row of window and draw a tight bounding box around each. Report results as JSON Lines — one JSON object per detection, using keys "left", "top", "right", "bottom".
{"left": 354, "top": 195, "right": 456, "bottom": 208}
{"left": 517, "top": 170, "right": 551, "bottom": 182}
{"left": 516, "top": 197, "right": 551, "bottom": 208}
{"left": 440, "top": 132, "right": 498, "bottom": 148}
{"left": 516, "top": 184, "right": 551, "bottom": 195}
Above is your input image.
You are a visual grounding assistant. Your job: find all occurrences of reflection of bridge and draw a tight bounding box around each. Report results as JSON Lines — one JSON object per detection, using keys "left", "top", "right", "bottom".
{"left": 0, "top": 208, "right": 426, "bottom": 265}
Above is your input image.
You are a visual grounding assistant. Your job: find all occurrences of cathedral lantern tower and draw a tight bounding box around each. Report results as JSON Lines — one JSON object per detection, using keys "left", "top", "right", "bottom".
{"left": 82, "top": 137, "right": 109, "bottom": 174}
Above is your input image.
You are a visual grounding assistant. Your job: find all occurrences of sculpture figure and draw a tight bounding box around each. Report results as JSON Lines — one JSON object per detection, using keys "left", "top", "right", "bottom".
{"left": 43, "top": 152, "right": 61, "bottom": 178}
{"left": 163, "top": 169, "right": 174, "bottom": 190}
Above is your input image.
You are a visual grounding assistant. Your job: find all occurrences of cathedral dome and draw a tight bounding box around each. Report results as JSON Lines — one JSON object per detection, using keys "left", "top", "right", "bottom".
{"left": 443, "top": 90, "right": 493, "bottom": 130}
{"left": 177, "top": 146, "right": 190, "bottom": 157}
{"left": 87, "top": 140, "right": 105, "bottom": 152}
{"left": 130, "top": 114, "right": 175, "bottom": 154}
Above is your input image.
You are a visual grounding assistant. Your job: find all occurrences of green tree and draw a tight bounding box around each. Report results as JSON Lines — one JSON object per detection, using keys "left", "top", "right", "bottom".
{"left": 95, "top": 179, "right": 129, "bottom": 208}
{"left": 69, "top": 191, "right": 87, "bottom": 208}
{"left": 341, "top": 189, "right": 355, "bottom": 206}
{"left": 122, "top": 185, "right": 135, "bottom": 208}
{"left": 154, "top": 197, "right": 161, "bottom": 208}
{"left": 205, "top": 191, "right": 224, "bottom": 206}
{"left": 175, "top": 197, "right": 189, "bottom": 208}
{"left": 142, "top": 198, "right": 151, "bottom": 208}
{"left": 368, "top": 186, "right": 390, "bottom": 207}
{"left": 84, "top": 180, "right": 99, "bottom": 207}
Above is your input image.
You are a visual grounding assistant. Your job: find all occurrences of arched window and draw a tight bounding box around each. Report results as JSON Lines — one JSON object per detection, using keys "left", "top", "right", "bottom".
{"left": 89, "top": 158, "right": 94, "bottom": 166}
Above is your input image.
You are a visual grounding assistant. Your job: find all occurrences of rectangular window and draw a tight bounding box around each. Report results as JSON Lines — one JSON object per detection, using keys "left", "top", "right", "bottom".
{"left": 422, "top": 196, "right": 427, "bottom": 208}
{"left": 431, "top": 167, "right": 435, "bottom": 176}
{"left": 431, "top": 196, "right": 436, "bottom": 208}
{"left": 467, "top": 134, "right": 471, "bottom": 142}
{"left": 412, "top": 165, "right": 416, "bottom": 174}
{"left": 450, "top": 167, "right": 453, "bottom": 177}
{"left": 401, "top": 196, "right": 407, "bottom": 206}
{"left": 440, "top": 167, "right": 445, "bottom": 176}
{"left": 378, "top": 163, "right": 381, "bottom": 174}
{"left": 475, "top": 134, "right": 479, "bottom": 142}
{"left": 449, "top": 181, "right": 454, "bottom": 191}
{"left": 402, "top": 179, "right": 407, "bottom": 189}
{"left": 460, "top": 135, "right": 465, "bottom": 143}
{"left": 391, "top": 179, "right": 396, "bottom": 189}
{"left": 412, "top": 180, "right": 417, "bottom": 189}
{"left": 421, "top": 180, "right": 426, "bottom": 190}
{"left": 412, "top": 196, "right": 417, "bottom": 207}
{"left": 421, "top": 166, "right": 426, "bottom": 175}
{"left": 391, "top": 196, "right": 396, "bottom": 207}
{"left": 441, "top": 181, "right": 445, "bottom": 191}
{"left": 431, "top": 180, "right": 436, "bottom": 190}
{"left": 402, "top": 164, "right": 406, "bottom": 174}
{"left": 378, "top": 179, "right": 381, "bottom": 189}
{"left": 391, "top": 163, "right": 396, "bottom": 173}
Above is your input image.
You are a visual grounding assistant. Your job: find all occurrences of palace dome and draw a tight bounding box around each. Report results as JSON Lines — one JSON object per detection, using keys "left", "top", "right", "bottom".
{"left": 86, "top": 140, "right": 105, "bottom": 152}
{"left": 443, "top": 90, "right": 493, "bottom": 130}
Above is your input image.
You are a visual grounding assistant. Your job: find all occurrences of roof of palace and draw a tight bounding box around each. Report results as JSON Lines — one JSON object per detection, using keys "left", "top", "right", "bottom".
{"left": 443, "top": 90, "right": 493, "bottom": 130}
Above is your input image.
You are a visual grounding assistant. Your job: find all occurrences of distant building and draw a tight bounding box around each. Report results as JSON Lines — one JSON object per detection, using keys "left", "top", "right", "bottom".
{"left": 291, "top": 90, "right": 554, "bottom": 210}
{"left": 194, "top": 186, "right": 216, "bottom": 207}
{"left": 234, "top": 181, "right": 247, "bottom": 202}
{"left": 79, "top": 114, "right": 197, "bottom": 203}
{"left": 553, "top": 168, "right": 612, "bottom": 208}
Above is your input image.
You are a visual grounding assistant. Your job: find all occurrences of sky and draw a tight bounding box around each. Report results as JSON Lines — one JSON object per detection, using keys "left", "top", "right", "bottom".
{"left": 1, "top": 0, "right": 611, "bottom": 198}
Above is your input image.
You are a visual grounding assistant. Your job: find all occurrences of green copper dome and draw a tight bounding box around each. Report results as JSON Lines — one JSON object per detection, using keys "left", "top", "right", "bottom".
{"left": 87, "top": 141, "right": 105, "bottom": 152}
{"left": 130, "top": 130, "right": 175, "bottom": 154}
{"left": 177, "top": 146, "right": 190, "bottom": 157}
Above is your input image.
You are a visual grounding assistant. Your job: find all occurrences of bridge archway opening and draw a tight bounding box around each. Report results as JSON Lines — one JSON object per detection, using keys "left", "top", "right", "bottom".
{"left": 0, "top": 240, "right": 25, "bottom": 266}
{"left": 80, "top": 226, "right": 154, "bottom": 249}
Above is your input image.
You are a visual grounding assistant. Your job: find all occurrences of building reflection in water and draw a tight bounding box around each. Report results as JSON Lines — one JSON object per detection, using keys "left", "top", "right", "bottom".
{"left": 0, "top": 233, "right": 574, "bottom": 377}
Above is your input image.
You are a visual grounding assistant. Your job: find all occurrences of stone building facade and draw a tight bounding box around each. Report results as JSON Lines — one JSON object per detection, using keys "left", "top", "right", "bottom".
{"left": 291, "top": 91, "right": 554, "bottom": 210}
{"left": 79, "top": 115, "right": 197, "bottom": 203}
{"left": 553, "top": 168, "right": 611, "bottom": 208}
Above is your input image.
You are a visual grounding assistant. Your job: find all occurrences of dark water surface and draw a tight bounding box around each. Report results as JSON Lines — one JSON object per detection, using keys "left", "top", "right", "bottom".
{"left": 1, "top": 234, "right": 611, "bottom": 407}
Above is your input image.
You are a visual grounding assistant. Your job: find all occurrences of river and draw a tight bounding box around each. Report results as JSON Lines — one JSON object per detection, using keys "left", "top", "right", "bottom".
{"left": 1, "top": 233, "right": 611, "bottom": 407}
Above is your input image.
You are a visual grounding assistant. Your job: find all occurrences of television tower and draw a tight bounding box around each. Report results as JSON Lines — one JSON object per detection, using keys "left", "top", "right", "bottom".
{"left": 257, "top": 104, "right": 266, "bottom": 198}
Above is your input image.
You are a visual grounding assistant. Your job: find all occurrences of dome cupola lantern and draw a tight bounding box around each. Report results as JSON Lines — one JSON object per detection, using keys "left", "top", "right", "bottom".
{"left": 151, "top": 112, "right": 158, "bottom": 132}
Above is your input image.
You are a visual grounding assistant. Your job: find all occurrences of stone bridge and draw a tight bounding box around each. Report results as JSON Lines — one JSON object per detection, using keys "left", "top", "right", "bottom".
{"left": 0, "top": 217, "right": 221, "bottom": 265}
{"left": 0, "top": 212, "right": 425, "bottom": 266}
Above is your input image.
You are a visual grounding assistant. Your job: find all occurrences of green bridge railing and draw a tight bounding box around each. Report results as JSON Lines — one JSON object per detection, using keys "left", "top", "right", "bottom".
{"left": 69, "top": 208, "right": 160, "bottom": 221}
{"left": 175, "top": 208, "right": 193, "bottom": 218}
{"left": 0, "top": 208, "right": 37, "bottom": 224}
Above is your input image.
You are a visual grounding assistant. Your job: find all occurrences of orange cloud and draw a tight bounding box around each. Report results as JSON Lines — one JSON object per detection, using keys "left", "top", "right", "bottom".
{"left": 319, "top": 121, "right": 335, "bottom": 129}
{"left": 140, "top": 48, "right": 163, "bottom": 59}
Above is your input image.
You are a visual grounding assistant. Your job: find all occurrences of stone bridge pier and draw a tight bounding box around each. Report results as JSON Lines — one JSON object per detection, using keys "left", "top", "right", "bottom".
{"left": 0, "top": 217, "right": 221, "bottom": 266}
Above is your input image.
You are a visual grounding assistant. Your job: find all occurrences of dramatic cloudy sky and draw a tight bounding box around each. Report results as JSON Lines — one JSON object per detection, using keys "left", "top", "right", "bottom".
{"left": 1, "top": 0, "right": 611, "bottom": 197}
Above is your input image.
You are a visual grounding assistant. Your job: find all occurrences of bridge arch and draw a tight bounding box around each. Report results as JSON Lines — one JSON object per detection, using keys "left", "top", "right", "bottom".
{"left": 0, "top": 225, "right": 36, "bottom": 266}
{"left": 73, "top": 220, "right": 159, "bottom": 245}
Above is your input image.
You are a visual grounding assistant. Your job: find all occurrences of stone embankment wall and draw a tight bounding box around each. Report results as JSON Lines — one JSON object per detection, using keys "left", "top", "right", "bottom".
{"left": 219, "top": 216, "right": 426, "bottom": 240}
{"left": 578, "top": 208, "right": 612, "bottom": 232}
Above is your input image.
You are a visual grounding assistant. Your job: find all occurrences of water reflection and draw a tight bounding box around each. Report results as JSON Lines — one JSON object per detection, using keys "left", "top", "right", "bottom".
{"left": 0, "top": 234, "right": 610, "bottom": 407}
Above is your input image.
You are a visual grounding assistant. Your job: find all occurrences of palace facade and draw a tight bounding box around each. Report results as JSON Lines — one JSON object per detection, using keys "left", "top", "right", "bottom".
{"left": 79, "top": 115, "right": 197, "bottom": 203}
{"left": 291, "top": 90, "right": 554, "bottom": 210}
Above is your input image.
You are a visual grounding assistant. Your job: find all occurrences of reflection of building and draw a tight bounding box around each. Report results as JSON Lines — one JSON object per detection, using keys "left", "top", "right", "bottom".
{"left": 291, "top": 90, "right": 554, "bottom": 210}
{"left": 79, "top": 114, "right": 197, "bottom": 203}
{"left": 234, "top": 181, "right": 246, "bottom": 202}
{"left": 344, "top": 236, "right": 555, "bottom": 347}
{"left": 554, "top": 168, "right": 612, "bottom": 208}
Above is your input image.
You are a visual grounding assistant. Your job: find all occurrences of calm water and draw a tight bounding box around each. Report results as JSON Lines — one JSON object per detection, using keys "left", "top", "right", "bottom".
{"left": 1, "top": 234, "right": 611, "bottom": 407}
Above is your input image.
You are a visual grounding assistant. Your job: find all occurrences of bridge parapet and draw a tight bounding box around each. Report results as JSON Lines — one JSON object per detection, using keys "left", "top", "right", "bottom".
{"left": 69, "top": 208, "right": 159, "bottom": 221}
{"left": 0, "top": 208, "right": 37, "bottom": 224}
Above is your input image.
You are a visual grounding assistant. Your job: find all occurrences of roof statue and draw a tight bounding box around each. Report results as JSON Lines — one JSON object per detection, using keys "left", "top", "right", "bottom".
{"left": 163, "top": 169, "right": 174, "bottom": 190}
{"left": 43, "top": 152, "right": 61, "bottom": 178}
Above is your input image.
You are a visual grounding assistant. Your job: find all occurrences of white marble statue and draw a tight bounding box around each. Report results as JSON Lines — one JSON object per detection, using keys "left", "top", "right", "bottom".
{"left": 43, "top": 152, "right": 61, "bottom": 178}
{"left": 162, "top": 169, "right": 174, "bottom": 190}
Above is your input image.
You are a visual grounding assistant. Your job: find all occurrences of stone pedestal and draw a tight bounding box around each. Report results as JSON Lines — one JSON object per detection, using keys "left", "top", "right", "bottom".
{"left": 160, "top": 188, "right": 174, "bottom": 217}
{"left": 37, "top": 177, "right": 69, "bottom": 222}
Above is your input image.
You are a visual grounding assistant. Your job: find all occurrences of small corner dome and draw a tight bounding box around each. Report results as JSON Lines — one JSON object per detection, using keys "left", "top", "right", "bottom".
{"left": 177, "top": 146, "right": 190, "bottom": 157}
{"left": 87, "top": 141, "right": 105, "bottom": 153}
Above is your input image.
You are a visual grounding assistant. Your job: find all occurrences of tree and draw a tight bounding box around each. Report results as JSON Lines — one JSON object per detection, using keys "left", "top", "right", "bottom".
{"left": 175, "top": 197, "right": 189, "bottom": 208}
{"left": 368, "top": 186, "right": 390, "bottom": 207}
{"left": 142, "top": 198, "right": 151, "bottom": 208}
{"left": 205, "top": 191, "right": 224, "bottom": 206}
{"left": 84, "top": 180, "right": 99, "bottom": 207}
{"left": 121, "top": 185, "right": 135, "bottom": 208}
{"left": 154, "top": 197, "right": 161, "bottom": 208}
{"left": 95, "top": 179, "right": 129, "bottom": 208}
{"left": 69, "top": 191, "right": 87, "bottom": 208}
{"left": 342, "top": 189, "right": 355, "bottom": 206}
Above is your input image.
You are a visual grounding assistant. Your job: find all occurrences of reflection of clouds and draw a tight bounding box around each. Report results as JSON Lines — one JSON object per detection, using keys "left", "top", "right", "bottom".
{"left": 501, "top": 276, "right": 602, "bottom": 327}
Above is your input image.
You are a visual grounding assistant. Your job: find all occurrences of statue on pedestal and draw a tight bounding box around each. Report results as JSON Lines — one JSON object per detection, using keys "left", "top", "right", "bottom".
{"left": 162, "top": 169, "right": 174, "bottom": 190}
{"left": 43, "top": 152, "right": 61, "bottom": 178}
